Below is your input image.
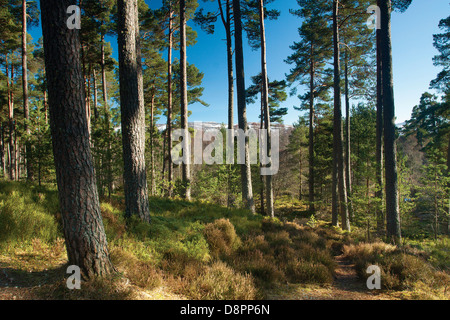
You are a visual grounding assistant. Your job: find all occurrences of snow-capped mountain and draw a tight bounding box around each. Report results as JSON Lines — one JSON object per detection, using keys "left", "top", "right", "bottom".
{"left": 156, "top": 122, "right": 294, "bottom": 132}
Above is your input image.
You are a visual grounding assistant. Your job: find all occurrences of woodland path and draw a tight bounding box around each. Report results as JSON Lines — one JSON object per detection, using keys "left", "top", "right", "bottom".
{"left": 266, "top": 254, "right": 397, "bottom": 300}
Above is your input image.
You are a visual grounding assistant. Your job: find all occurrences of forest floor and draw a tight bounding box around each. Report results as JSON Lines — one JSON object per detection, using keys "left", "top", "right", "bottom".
{"left": 0, "top": 250, "right": 402, "bottom": 301}
{"left": 265, "top": 254, "right": 398, "bottom": 300}
{"left": 0, "top": 229, "right": 402, "bottom": 301}
{"left": 0, "top": 184, "right": 448, "bottom": 300}
{"left": 0, "top": 247, "right": 391, "bottom": 301}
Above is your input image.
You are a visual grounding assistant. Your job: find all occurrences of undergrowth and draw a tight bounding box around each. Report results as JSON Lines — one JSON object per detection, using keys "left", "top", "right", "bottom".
{"left": 0, "top": 182, "right": 448, "bottom": 300}
{"left": 343, "top": 241, "right": 450, "bottom": 299}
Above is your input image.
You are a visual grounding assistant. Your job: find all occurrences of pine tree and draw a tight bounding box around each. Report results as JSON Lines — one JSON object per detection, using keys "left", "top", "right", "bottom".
{"left": 194, "top": 0, "right": 234, "bottom": 134}
{"left": 339, "top": 0, "right": 375, "bottom": 223}
{"left": 40, "top": 0, "right": 113, "bottom": 278}
{"left": 380, "top": 0, "right": 407, "bottom": 245}
{"left": 286, "top": 0, "right": 332, "bottom": 215}
{"left": 375, "top": 0, "right": 384, "bottom": 233}
{"left": 151, "top": 0, "right": 199, "bottom": 198}
{"left": 429, "top": 14, "right": 450, "bottom": 233}
{"left": 117, "top": 0, "right": 151, "bottom": 222}
{"left": 235, "top": 0, "right": 280, "bottom": 217}
{"left": 233, "top": 0, "right": 255, "bottom": 213}
{"left": 430, "top": 14, "right": 450, "bottom": 173}
{"left": 194, "top": 0, "right": 236, "bottom": 208}
{"left": 80, "top": 0, "right": 116, "bottom": 198}
{"left": 141, "top": 44, "right": 167, "bottom": 196}
{"left": 287, "top": 117, "right": 308, "bottom": 201}
{"left": 0, "top": 0, "right": 23, "bottom": 181}
{"left": 166, "top": 0, "right": 175, "bottom": 197}
{"left": 246, "top": 74, "right": 288, "bottom": 124}
{"left": 22, "top": 0, "right": 31, "bottom": 181}
{"left": 180, "top": 0, "right": 192, "bottom": 200}
{"left": 332, "top": 0, "right": 350, "bottom": 231}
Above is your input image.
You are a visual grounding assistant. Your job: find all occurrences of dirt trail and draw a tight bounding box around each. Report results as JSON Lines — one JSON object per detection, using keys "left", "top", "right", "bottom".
{"left": 329, "top": 255, "right": 390, "bottom": 300}
{"left": 267, "top": 255, "right": 396, "bottom": 300}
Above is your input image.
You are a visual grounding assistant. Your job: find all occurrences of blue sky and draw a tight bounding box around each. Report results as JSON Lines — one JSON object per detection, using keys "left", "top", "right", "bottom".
{"left": 30, "top": 0, "right": 449, "bottom": 126}
{"left": 184, "top": 0, "right": 450, "bottom": 126}
{"left": 175, "top": 0, "right": 450, "bottom": 126}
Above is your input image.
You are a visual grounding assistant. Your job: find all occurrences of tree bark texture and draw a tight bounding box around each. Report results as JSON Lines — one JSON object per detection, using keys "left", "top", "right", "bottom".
{"left": 309, "top": 43, "right": 316, "bottom": 215}
{"left": 233, "top": 0, "right": 255, "bottom": 214}
{"left": 23, "top": 0, "right": 33, "bottom": 181}
{"left": 259, "top": 0, "right": 274, "bottom": 218}
{"left": 167, "top": 4, "right": 174, "bottom": 198}
{"left": 180, "top": 0, "right": 191, "bottom": 200}
{"left": 380, "top": 0, "right": 401, "bottom": 245}
{"left": 40, "top": 0, "right": 113, "bottom": 278}
{"left": 117, "top": 0, "right": 151, "bottom": 222}
{"left": 376, "top": 4, "right": 385, "bottom": 233}
{"left": 333, "top": 0, "right": 350, "bottom": 231}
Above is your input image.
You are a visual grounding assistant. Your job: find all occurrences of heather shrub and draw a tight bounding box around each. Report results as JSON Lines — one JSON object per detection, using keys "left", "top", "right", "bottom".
{"left": 188, "top": 261, "right": 257, "bottom": 300}
{"left": 203, "top": 219, "right": 241, "bottom": 258}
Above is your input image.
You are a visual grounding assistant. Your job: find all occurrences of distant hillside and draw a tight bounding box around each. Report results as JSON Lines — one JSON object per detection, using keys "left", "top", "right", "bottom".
{"left": 156, "top": 122, "right": 294, "bottom": 134}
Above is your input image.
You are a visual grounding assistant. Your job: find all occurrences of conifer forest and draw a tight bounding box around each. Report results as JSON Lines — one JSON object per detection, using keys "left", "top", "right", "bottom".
{"left": 0, "top": 0, "right": 449, "bottom": 303}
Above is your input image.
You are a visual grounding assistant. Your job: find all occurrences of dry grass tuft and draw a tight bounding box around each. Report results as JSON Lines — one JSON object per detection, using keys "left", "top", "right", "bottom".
{"left": 343, "top": 242, "right": 450, "bottom": 296}
{"left": 203, "top": 219, "right": 241, "bottom": 258}
{"left": 187, "top": 261, "right": 257, "bottom": 300}
{"left": 110, "top": 247, "right": 162, "bottom": 290}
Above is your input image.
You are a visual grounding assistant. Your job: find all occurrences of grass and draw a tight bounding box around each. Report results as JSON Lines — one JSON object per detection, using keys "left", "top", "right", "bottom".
{"left": 405, "top": 237, "right": 450, "bottom": 272}
{"left": 0, "top": 182, "right": 60, "bottom": 246}
{"left": 0, "top": 182, "right": 449, "bottom": 300}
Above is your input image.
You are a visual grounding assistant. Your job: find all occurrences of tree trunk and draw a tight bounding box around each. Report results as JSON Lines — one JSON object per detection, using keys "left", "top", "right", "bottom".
{"left": 167, "top": 4, "right": 174, "bottom": 198}
{"left": 221, "top": 0, "right": 235, "bottom": 208}
{"left": 380, "top": 0, "right": 401, "bottom": 245}
{"left": 86, "top": 63, "right": 92, "bottom": 136}
{"left": 309, "top": 43, "right": 316, "bottom": 216}
{"left": 7, "top": 59, "right": 16, "bottom": 181}
{"left": 260, "top": 98, "right": 265, "bottom": 214}
{"left": 333, "top": 0, "right": 350, "bottom": 231}
{"left": 93, "top": 69, "right": 99, "bottom": 120}
{"left": 40, "top": 0, "right": 113, "bottom": 278}
{"left": 259, "top": 0, "right": 274, "bottom": 218}
{"left": 344, "top": 57, "right": 353, "bottom": 221}
{"left": 299, "top": 147, "right": 303, "bottom": 201}
{"left": 233, "top": 0, "right": 255, "bottom": 214}
{"left": 376, "top": 6, "right": 384, "bottom": 233}
{"left": 447, "top": 134, "right": 450, "bottom": 175}
{"left": 180, "top": 0, "right": 191, "bottom": 201}
{"left": 331, "top": 1, "right": 338, "bottom": 227}
{"left": 23, "top": 0, "right": 33, "bottom": 181}
{"left": 434, "top": 171, "right": 439, "bottom": 240}
{"left": 92, "top": 67, "right": 102, "bottom": 197}
{"left": 447, "top": 196, "right": 450, "bottom": 236}
{"left": 162, "top": 128, "right": 167, "bottom": 178}
{"left": 0, "top": 124, "right": 5, "bottom": 178}
{"left": 332, "top": 142, "right": 339, "bottom": 227}
{"left": 150, "top": 91, "right": 156, "bottom": 196}
{"left": 225, "top": 0, "right": 233, "bottom": 135}
{"left": 101, "top": 35, "right": 113, "bottom": 198}
{"left": 218, "top": 0, "right": 233, "bottom": 133}
{"left": 15, "top": 132, "right": 19, "bottom": 180}
{"left": 117, "top": 0, "right": 151, "bottom": 222}
{"left": 43, "top": 89, "right": 48, "bottom": 124}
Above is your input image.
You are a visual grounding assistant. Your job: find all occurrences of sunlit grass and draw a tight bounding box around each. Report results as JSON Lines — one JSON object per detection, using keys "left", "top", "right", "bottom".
{"left": 0, "top": 182, "right": 448, "bottom": 300}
